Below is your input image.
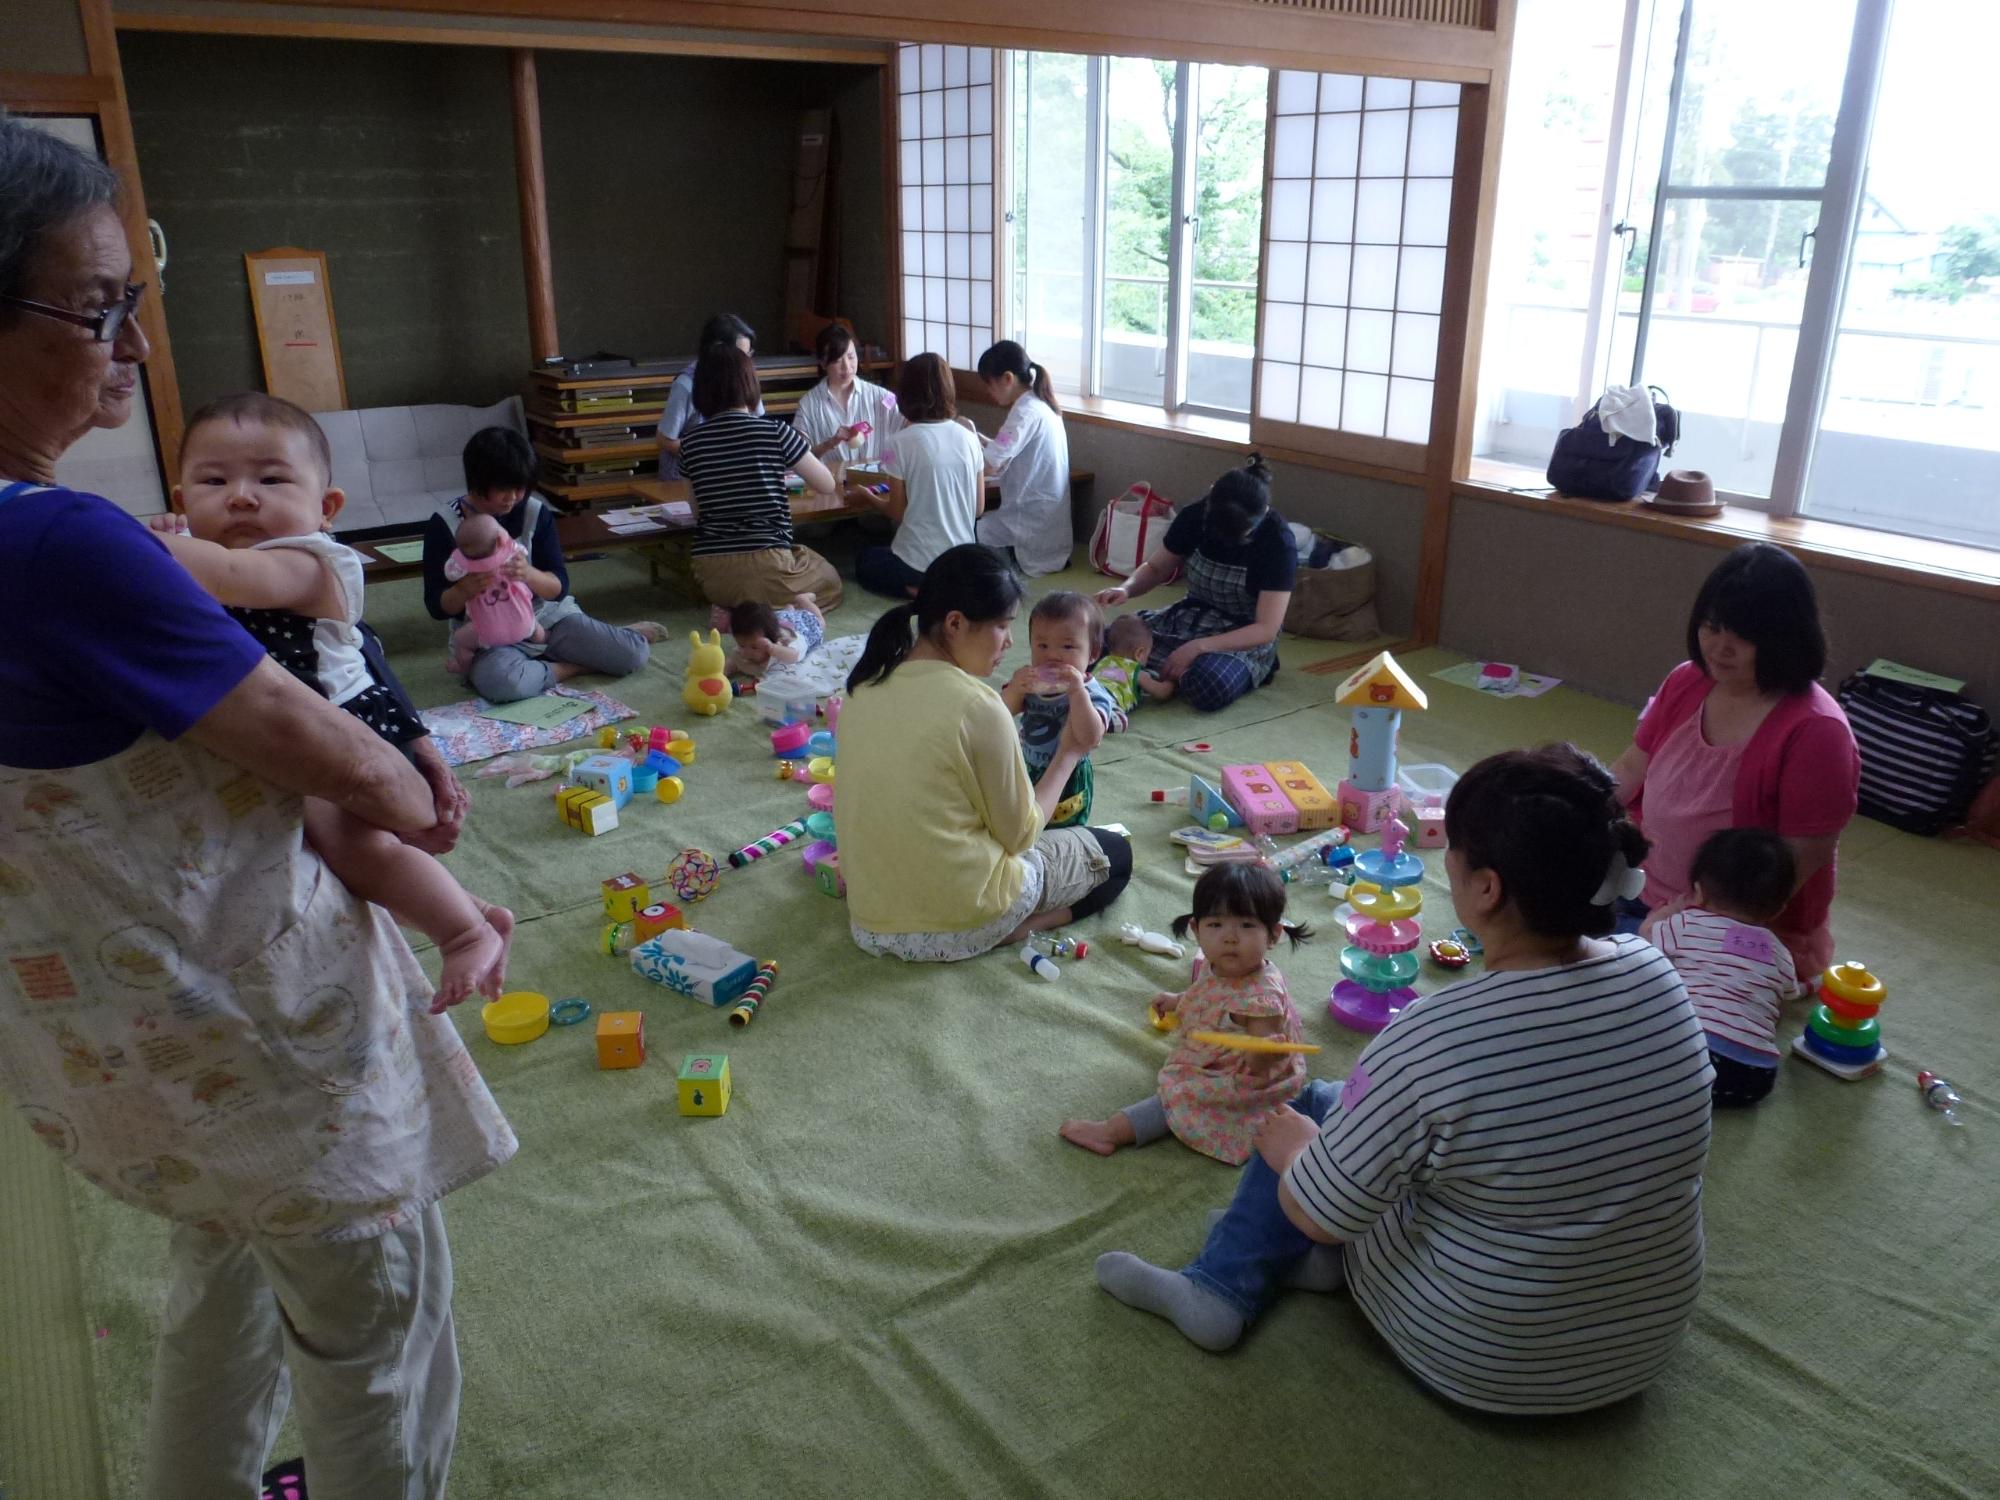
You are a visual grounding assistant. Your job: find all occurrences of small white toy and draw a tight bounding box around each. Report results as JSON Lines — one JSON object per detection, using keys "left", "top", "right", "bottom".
{"left": 1119, "top": 923, "right": 1185, "bottom": 960}
{"left": 1020, "top": 944, "right": 1060, "bottom": 981}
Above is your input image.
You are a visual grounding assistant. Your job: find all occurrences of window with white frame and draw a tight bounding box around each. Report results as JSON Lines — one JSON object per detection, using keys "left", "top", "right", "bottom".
{"left": 896, "top": 42, "right": 998, "bottom": 371}
{"left": 1256, "top": 71, "right": 1459, "bottom": 457}
{"left": 1475, "top": 0, "right": 2000, "bottom": 552}
{"left": 1007, "top": 54, "right": 1268, "bottom": 416}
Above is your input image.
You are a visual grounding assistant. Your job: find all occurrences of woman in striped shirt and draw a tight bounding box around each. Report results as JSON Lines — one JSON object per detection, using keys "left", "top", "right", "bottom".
{"left": 1097, "top": 744, "right": 1716, "bottom": 1416}
{"left": 678, "top": 344, "right": 843, "bottom": 613}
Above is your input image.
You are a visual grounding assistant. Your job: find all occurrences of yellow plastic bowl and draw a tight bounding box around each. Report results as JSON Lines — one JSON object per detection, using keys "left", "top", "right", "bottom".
{"left": 481, "top": 990, "right": 550, "bottom": 1045}
{"left": 807, "top": 756, "right": 837, "bottom": 785}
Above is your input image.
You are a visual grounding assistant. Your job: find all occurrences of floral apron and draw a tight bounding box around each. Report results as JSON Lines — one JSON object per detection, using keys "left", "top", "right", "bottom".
{"left": 0, "top": 521, "right": 515, "bottom": 1242}
{"left": 1157, "top": 961, "right": 1307, "bottom": 1165}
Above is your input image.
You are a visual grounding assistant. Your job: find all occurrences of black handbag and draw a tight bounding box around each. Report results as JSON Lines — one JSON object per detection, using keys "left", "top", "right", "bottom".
{"left": 1546, "top": 385, "right": 1681, "bottom": 501}
{"left": 1838, "top": 671, "right": 1997, "bottom": 836}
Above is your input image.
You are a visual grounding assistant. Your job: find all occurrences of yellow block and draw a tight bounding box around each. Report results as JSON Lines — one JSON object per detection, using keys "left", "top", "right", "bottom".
{"left": 1264, "top": 761, "right": 1338, "bottom": 830}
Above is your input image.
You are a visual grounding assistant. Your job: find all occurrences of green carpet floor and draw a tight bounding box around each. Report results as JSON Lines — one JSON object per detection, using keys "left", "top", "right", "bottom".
{"left": 7, "top": 535, "right": 1998, "bottom": 1500}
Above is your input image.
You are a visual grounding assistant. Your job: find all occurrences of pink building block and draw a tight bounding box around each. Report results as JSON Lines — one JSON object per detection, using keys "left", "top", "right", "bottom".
{"left": 1338, "top": 780, "right": 1400, "bottom": 835}
{"left": 1221, "top": 763, "right": 1299, "bottom": 837}
{"left": 1413, "top": 806, "right": 1448, "bottom": 849}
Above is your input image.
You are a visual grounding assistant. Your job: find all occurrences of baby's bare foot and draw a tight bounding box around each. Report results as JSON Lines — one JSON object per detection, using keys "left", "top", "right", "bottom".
{"left": 1060, "top": 1117, "right": 1133, "bottom": 1157}
{"left": 432, "top": 918, "right": 509, "bottom": 1014}
{"left": 473, "top": 901, "right": 515, "bottom": 999}
{"left": 630, "top": 621, "right": 668, "bottom": 643}
{"left": 708, "top": 605, "right": 732, "bottom": 631}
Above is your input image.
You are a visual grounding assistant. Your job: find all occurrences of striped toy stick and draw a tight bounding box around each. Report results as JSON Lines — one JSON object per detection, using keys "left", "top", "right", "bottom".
{"left": 728, "top": 961, "right": 781, "bottom": 1028}
{"left": 729, "top": 819, "right": 810, "bottom": 867}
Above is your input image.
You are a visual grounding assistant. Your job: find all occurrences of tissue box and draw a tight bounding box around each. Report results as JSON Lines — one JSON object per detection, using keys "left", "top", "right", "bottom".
{"left": 630, "top": 929, "right": 758, "bottom": 1006}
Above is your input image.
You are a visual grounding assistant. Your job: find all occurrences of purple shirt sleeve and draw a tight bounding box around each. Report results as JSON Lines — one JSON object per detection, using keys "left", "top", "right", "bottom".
{"left": 3, "top": 490, "right": 266, "bottom": 768}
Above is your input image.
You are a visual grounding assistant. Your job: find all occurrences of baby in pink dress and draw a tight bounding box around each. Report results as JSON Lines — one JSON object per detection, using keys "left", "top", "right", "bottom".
{"left": 1061, "top": 864, "right": 1312, "bottom": 1166}
{"left": 444, "top": 512, "right": 545, "bottom": 673}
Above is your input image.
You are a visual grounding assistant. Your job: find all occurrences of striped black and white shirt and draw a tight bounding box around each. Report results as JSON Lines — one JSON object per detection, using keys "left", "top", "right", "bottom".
{"left": 1285, "top": 936, "right": 1714, "bottom": 1415}
{"left": 679, "top": 410, "right": 810, "bottom": 558}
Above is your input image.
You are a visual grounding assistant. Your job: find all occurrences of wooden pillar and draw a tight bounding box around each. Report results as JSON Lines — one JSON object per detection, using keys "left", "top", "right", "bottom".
{"left": 78, "top": 0, "right": 185, "bottom": 477}
{"left": 510, "top": 48, "right": 559, "bottom": 362}
{"left": 1415, "top": 1, "right": 1517, "bottom": 644}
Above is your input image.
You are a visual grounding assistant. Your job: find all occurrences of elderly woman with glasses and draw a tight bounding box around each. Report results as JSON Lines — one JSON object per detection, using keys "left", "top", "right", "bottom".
{"left": 0, "top": 114, "right": 514, "bottom": 1498}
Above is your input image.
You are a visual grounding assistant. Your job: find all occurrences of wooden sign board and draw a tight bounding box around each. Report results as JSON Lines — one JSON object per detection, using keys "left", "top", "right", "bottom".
{"left": 245, "top": 247, "right": 347, "bottom": 413}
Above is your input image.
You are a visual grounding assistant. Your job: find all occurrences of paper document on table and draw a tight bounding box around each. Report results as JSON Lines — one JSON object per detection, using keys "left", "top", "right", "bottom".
{"left": 372, "top": 540, "right": 427, "bottom": 562}
{"left": 600, "top": 502, "right": 692, "bottom": 533}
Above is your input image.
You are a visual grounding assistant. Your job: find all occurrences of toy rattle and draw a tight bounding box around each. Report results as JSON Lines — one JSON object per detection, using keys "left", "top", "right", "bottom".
{"left": 1118, "top": 923, "right": 1184, "bottom": 960}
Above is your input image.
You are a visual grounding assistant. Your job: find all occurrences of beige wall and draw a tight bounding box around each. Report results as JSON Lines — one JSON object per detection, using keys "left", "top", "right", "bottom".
{"left": 1440, "top": 494, "right": 2000, "bottom": 709}
{"left": 959, "top": 403, "right": 1426, "bottom": 634}
{"left": 7, "top": 0, "right": 90, "bottom": 73}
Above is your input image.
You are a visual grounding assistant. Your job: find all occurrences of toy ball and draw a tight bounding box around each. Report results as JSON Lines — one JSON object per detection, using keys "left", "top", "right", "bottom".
{"left": 665, "top": 848, "right": 721, "bottom": 903}
{"left": 1207, "top": 811, "right": 1229, "bottom": 832}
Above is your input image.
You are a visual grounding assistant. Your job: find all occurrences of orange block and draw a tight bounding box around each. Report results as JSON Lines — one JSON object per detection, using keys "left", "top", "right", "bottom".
{"left": 596, "top": 1010, "right": 646, "bottom": 1069}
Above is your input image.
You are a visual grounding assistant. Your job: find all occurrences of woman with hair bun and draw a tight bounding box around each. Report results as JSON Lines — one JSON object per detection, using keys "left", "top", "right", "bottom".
{"left": 1094, "top": 454, "right": 1294, "bottom": 713}
{"left": 1097, "top": 744, "right": 1715, "bottom": 1417}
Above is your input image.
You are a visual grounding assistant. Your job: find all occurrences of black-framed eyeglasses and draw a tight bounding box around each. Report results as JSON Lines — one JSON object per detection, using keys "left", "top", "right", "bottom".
{"left": 0, "top": 282, "right": 146, "bottom": 343}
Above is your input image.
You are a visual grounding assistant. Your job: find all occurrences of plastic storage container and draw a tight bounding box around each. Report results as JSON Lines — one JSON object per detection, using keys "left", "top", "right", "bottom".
{"left": 1396, "top": 763, "right": 1459, "bottom": 811}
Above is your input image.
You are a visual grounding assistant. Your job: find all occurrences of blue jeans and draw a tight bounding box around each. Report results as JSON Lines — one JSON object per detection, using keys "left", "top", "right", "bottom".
{"left": 1183, "top": 1078, "right": 1346, "bottom": 1318}
{"left": 1612, "top": 895, "right": 1650, "bottom": 936}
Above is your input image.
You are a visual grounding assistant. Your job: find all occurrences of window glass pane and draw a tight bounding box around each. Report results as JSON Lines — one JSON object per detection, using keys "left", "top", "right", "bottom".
{"left": 1010, "top": 52, "right": 1088, "bottom": 391}
{"left": 1472, "top": 0, "right": 1649, "bottom": 466}
{"left": 1188, "top": 63, "right": 1268, "bottom": 413}
{"left": 1802, "top": 0, "right": 2000, "bottom": 549}
{"left": 1667, "top": 0, "right": 1855, "bottom": 190}
{"left": 1102, "top": 57, "right": 1176, "bottom": 405}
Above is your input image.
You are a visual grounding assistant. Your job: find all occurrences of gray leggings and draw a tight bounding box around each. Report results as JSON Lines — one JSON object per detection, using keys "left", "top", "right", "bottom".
{"left": 1120, "top": 1094, "right": 1171, "bottom": 1145}
{"left": 467, "top": 612, "right": 650, "bottom": 703}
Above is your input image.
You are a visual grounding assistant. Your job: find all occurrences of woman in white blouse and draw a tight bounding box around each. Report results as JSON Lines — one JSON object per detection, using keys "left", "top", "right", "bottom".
{"left": 856, "top": 353, "right": 985, "bottom": 598}
{"left": 792, "top": 323, "right": 902, "bottom": 469}
{"left": 972, "top": 340, "right": 1073, "bottom": 577}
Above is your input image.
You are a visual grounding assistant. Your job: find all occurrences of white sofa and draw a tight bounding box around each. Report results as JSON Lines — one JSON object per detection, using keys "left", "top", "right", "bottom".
{"left": 315, "top": 394, "right": 527, "bottom": 536}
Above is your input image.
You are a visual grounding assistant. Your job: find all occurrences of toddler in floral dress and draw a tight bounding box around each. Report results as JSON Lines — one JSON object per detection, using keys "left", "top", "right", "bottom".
{"left": 1062, "top": 863, "right": 1312, "bottom": 1166}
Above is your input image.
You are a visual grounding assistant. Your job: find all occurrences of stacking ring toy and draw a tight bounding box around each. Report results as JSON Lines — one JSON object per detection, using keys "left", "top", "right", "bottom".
{"left": 550, "top": 997, "right": 592, "bottom": 1027}
{"left": 1821, "top": 962, "right": 1884, "bottom": 1009}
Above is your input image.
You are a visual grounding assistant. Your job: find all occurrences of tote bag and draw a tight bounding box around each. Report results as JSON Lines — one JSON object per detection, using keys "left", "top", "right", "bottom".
{"left": 1088, "top": 483, "right": 1179, "bottom": 578}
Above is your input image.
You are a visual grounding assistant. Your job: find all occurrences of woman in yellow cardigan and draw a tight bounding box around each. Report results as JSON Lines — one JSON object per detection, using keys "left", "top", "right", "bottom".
{"left": 836, "top": 545, "right": 1133, "bottom": 961}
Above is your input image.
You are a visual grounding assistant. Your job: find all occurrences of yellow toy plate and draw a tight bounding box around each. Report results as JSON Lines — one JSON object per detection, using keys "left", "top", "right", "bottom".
{"left": 1820, "top": 962, "right": 1885, "bottom": 1008}
{"left": 1185, "top": 1030, "right": 1323, "bottom": 1055}
{"left": 481, "top": 990, "right": 550, "bottom": 1045}
{"left": 1347, "top": 882, "right": 1423, "bottom": 922}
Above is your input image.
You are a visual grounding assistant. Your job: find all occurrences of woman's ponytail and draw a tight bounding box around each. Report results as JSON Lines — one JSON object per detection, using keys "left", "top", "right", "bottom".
{"left": 977, "top": 340, "right": 1059, "bottom": 415}
{"left": 847, "top": 603, "right": 921, "bottom": 693}
{"left": 845, "top": 544, "right": 1026, "bottom": 693}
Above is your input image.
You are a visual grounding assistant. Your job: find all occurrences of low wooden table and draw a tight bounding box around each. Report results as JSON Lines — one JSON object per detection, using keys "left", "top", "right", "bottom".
{"left": 357, "top": 467, "right": 1092, "bottom": 590}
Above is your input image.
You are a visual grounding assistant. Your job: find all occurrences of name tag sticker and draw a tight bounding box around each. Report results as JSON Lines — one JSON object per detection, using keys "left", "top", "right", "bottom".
{"left": 1343, "top": 1062, "right": 1373, "bottom": 1108}
{"left": 1723, "top": 926, "right": 1776, "bottom": 964}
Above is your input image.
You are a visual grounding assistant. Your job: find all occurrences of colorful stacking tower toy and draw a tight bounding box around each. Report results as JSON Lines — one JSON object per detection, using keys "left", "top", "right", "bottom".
{"left": 1791, "top": 961, "right": 1888, "bottom": 1078}
{"left": 1331, "top": 876, "right": 1424, "bottom": 1033}
{"left": 1353, "top": 813, "right": 1423, "bottom": 888}
{"left": 1333, "top": 651, "right": 1428, "bottom": 833}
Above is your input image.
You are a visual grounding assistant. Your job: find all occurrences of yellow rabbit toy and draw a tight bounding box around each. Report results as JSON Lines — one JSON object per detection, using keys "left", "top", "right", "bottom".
{"left": 683, "top": 630, "right": 734, "bottom": 717}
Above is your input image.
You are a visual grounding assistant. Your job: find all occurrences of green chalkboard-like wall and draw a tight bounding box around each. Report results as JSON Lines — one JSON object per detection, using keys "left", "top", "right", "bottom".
{"left": 122, "top": 32, "right": 890, "bottom": 414}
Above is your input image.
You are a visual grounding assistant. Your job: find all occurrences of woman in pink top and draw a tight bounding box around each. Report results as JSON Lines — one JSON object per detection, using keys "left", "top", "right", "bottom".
{"left": 1608, "top": 544, "right": 1859, "bottom": 979}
